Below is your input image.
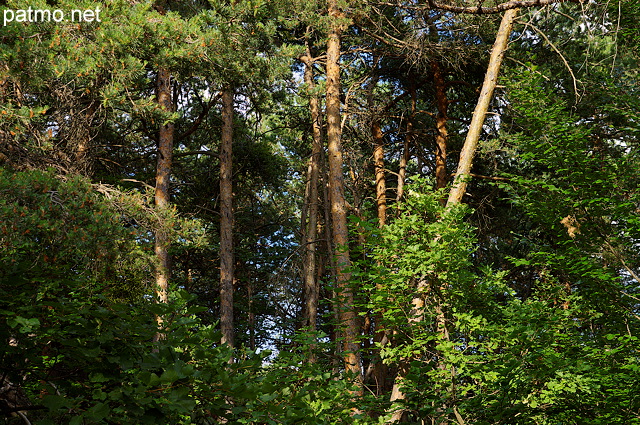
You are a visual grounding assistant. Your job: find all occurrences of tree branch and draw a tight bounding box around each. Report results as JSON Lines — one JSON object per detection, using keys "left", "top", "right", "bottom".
{"left": 425, "top": 0, "right": 584, "bottom": 14}
{"left": 176, "top": 92, "right": 219, "bottom": 142}
{"left": 172, "top": 150, "right": 219, "bottom": 159}
{"left": 447, "top": 8, "right": 518, "bottom": 206}
{"left": 518, "top": 19, "right": 580, "bottom": 101}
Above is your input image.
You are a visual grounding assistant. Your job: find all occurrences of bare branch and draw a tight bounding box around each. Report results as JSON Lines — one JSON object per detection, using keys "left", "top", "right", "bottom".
{"left": 176, "top": 98, "right": 215, "bottom": 143}
{"left": 172, "top": 150, "right": 219, "bottom": 159}
{"left": 451, "top": 172, "right": 512, "bottom": 182}
{"left": 424, "top": 0, "right": 584, "bottom": 14}
{"left": 518, "top": 20, "right": 581, "bottom": 101}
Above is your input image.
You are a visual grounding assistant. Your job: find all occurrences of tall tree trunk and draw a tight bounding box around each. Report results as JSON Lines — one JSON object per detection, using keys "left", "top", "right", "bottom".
{"left": 153, "top": 67, "right": 174, "bottom": 342}
{"left": 432, "top": 61, "right": 449, "bottom": 197}
{"left": 248, "top": 277, "right": 256, "bottom": 351}
{"left": 300, "top": 43, "right": 322, "bottom": 340}
{"left": 372, "top": 118, "right": 386, "bottom": 227}
{"left": 386, "top": 9, "right": 519, "bottom": 423}
{"left": 322, "top": 166, "right": 341, "bottom": 373}
{"left": 220, "top": 87, "right": 235, "bottom": 349}
{"left": 326, "top": 0, "right": 362, "bottom": 391}
{"left": 447, "top": 8, "right": 518, "bottom": 206}
{"left": 363, "top": 55, "right": 391, "bottom": 394}
{"left": 396, "top": 83, "right": 415, "bottom": 204}
{"left": 369, "top": 55, "right": 387, "bottom": 227}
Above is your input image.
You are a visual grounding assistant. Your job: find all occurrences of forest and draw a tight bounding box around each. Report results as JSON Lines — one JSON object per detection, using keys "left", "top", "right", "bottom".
{"left": 0, "top": 0, "right": 639, "bottom": 423}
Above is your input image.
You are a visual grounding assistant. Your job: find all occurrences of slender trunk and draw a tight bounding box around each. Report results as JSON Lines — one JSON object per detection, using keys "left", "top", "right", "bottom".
{"left": 369, "top": 56, "right": 387, "bottom": 227}
{"left": 447, "top": 8, "right": 518, "bottom": 207}
{"left": 301, "top": 45, "right": 322, "bottom": 339}
{"left": 396, "top": 140, "right": 410, "bottom": 204}
{"left": 387, "top": 276, "right": 429, "bottom": 422}
{"left": 323, "top": 166, "right": 341, "bottom": 372}
{"left": 432, "top": 61, "right": 449, "bottom": 197}
{"left": 364, "top": 56, "right": 391, "bottom": 394}
{"left": 396, "top": 83, "right": 415, "bottom": 204}
{"left": 248, "top": 276, "right": 256, "bottom": 351}
{"left": 326, "top": 0, "right": 362, "bottom": 390}
{"left": 153, "top": 67, "right": 174, "bottom": 342}
{"left": 220, "top": 88, "right": 235, "bottom": 349}
{"left": 386, "top": 9, "right": 519, "bottom": 423}
{"left": 373, "top": 125, "right": 387, "bottom": 228}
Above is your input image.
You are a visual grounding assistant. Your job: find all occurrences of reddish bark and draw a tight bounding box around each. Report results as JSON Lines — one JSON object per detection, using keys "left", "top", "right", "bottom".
{"left": 326, "top": 0, "right": 363, "bottom": 391}
{"left": 432, "top": 61, "right": 449, "bottom": 196}
{"left": 220, "top": 88, "right": 235, "bottom": 349}
{"left": 301, "top": 44, "right": 322, "bottom": 345}
{"left": 153, "top": 67, "right": 174, "bottom": 341}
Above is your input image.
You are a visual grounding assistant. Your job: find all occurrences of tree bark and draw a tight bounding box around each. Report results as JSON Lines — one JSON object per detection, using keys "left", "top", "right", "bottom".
{"left": 432, "top": 61, "right": 449, "bottom": 197}
{"left": 396, "top": 83, "right": 415, "bottom": 204}
{"left": 447, "top": 8, "right": 518, "bottom": 207}
{"left": 322, "top": 164, "right": 342, "bottom": 373}
{"left": 300, "top": 42, "right": 322, "bottom": 359}
{"left": 427, "top": 0, "right": 578, "bottom": 14}
{"left": 373, "top": 114, "right": 387, "bottom": 227}
{"left": 369, "top": 57, "right": 387, "bottom": 227}
{"left": 326, "top": 0, "right": 363, "bottom": 391}
{"left": 153, "top": 67, "right": 174, "bottom": 342}
{"left": 220, "top": 87, "right": 235, "bottom": 349}
{"left": 363, "top": 55, "right": 393, "bottom": 394}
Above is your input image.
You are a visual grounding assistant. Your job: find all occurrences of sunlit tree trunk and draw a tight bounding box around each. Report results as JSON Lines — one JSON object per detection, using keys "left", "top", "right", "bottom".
{"left": 326, "top": 0, "right": 363, "bottom": 392}
{"left": 432, "top": 61, "right": 449, "bottom": 197}
{"left": 447, "top": 9, "right": 518, "bottom": 206}
{"left": 220, "top": 87, "right": 235, "bottom": 349}
{"left": 153, "top": 67, "right": 174, "bottom": 342}
{"left": 396, "top": 82, "right": 415, "bottom": 204}
{"left": 373, "top": 120, "right": 386, "bottom": 227}
{"left": 363, "top": 56, "right": 392, "bottom": 394}
{"left": 369, "top": 56, "right": 387, "bottom": 227}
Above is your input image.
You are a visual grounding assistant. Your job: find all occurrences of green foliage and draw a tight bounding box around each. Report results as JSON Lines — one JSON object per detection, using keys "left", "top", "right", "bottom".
{"left": 0, "top": 168, "right": 367, "bottom": 425}
{"left": 0, "top": 168, "right": 154, "bottom": 299}
{"left": 354, "top": 173, "right": 640, "bottom": 423}
{"left": 2, "top": 284, "right": 368, "bottom": 424}
{"left": 499, "top": 69, "right": 639, "bottom": 317}
{"left": 359, "top": 181, "right": 476, "bottom": 333}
